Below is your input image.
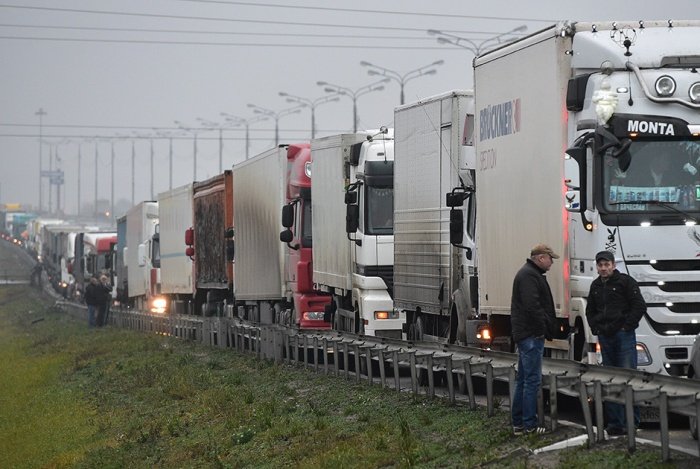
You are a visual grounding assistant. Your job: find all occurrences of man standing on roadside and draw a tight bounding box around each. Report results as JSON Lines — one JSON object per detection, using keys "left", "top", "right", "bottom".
{"left": 84, "top": 276, "right": 101, "bottom": 328}
{"left": 511, "top": 244, "right": 558, "bottom": 435}
{"left": 586, "top": 250, "right": 646, "bottom": 436}
{"left": 96, "top": 275, "right": 113, "bottom": 327}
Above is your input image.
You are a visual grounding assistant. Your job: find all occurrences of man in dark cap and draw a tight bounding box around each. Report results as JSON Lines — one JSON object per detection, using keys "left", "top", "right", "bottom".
{"left": 511, "top": 243, "right": 559, "bottom": 435}
{"left": 586, "top": 250, "right": 646, "bottom": 436}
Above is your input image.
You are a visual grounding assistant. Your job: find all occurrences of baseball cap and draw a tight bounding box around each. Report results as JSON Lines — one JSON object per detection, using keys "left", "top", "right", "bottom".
{"left": 530, "top": 243, "right": 559, "bottom": 259}
{"left": 595, "top": 250, "right": 615, "bottom": 263}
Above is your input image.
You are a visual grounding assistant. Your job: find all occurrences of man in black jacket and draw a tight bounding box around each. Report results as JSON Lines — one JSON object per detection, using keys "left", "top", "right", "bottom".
{"left": 586, "top": 250, "right": 646, "bottom": 436}
{"left": 511, "top": 243, "right": 558, "bottom": 435}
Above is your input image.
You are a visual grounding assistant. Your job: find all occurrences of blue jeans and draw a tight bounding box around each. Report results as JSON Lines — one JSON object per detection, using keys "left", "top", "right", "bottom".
{"left": 87, "top": 304, "right": 97, "bottom": 328}
{"left": 512, "top": 336, "right": 545, "bottom": 430}
{"left": 599, "top": 329, "right": 641, "bottom": 429}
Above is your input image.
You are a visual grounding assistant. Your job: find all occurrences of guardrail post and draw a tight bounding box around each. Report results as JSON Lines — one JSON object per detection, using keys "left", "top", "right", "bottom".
{"left": 343, "top": 342, "right": 350, "bottom": 380}
{"left": 659, "top": 391, "right": 670, "bottom": 461}
{"left": 445, "top": 356, "right": 455, "bottom": 404}
{"left": 625, "top": 385, "right": 636, "bottom": 453}
{"left": 579, "top": 381, "right": 594, "bottom": 447}
{"left": 463, "top": 361, "right": 476, "bottom": 410}
{"left": 313, "top": 337, "right": 320, "bottom": 371}
{"left": 364, "top": 346, "right": 374, "bottom": 384}
{"left": 322, "top": 338, "right": 329, "bottom": 374}
{"left": 393, "top": 350, "right": 400, "bottom": 391}
{"left": 410, "top": 352, "right": 418, "bottom": 395}
{"left": 378, "top": 349, "right": 386, "bottom": 388}
{"left": 549, "top": 374, "right": 558, "bottom": 431}
{"left": 353, "top": 343, "right": 361, "bottom": 383}
{"left": 332, "top": 340, "right": 340, "bottom": 376}
{"left": 594, "top": 381, "right": 604, "bottom": 443}
{"left": 426, "top": 354, "right": 435, "bottom": 398}
{"left": 486, "top": 364, "right": 495, "bottom": 417}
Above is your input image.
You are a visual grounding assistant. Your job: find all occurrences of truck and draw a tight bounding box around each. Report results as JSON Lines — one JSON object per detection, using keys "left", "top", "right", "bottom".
{"left": 230, "top": 146, "right": 291, "bottom": 324}
{"left": 311, "top": 129, "right": 403, "bottom": 338}
{"left": 186, "top": 171, "right": 233, "bottom": 316}
{"left": 73, "top": 231, "right": 118, "bottom": 299}
{"left": 125, "top": 201, "right": 160, "bottom": 312}
{"left": 114, "top": 215, "right": 128, "bottom": 304}
{"left": 158, "top": 183, "right": 194, "bottom": 315}
{"left": 393, "top": 90, "right": 480, "bottom": 344}
{"left": 279, "top": 143, "right": 332, "bottom": 328}
{"left": 457, "top": 20, "right": 700, "bottom": 375}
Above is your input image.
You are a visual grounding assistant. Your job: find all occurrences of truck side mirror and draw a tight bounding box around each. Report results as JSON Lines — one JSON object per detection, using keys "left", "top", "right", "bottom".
{"left": 346, "top": 204, "right": 359, "bottom": 234}
{"left": 564, "top": 143, "right": 594, "bottom": 231}
{"left": 280, "top": 228, "right": 299, "bottom": 250}
{"left": 226, "top": 239, "right": 235, "bottom": 261}
{"left": 280, "top": 229, "right": 293, "bottom": 243}
{"left": 449, "top": 209, "right": 464, "bottom": 246}
{"left": 345, "top": 191, "right": 357, "bottom": 204}
{"left": 446, "top": 192, "right": 464, "bottom": 208}
{"left": 281, "top": 204, "right": 295, "bottom": 228}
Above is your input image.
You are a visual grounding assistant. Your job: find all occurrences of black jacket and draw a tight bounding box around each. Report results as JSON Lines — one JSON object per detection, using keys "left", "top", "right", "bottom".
{"left": 585, "top": 269, "right": 646, "bottom": 337}
{"left": 511, "top": 259, "right": 556, "bottom": 343}
{"left": 85, "top": 282, "right": 111, "bottom": 306}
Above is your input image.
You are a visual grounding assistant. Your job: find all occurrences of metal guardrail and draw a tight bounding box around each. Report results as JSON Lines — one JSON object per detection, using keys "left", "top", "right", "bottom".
{"left": 55, "top": 302, "right": 700, "bottom": 461}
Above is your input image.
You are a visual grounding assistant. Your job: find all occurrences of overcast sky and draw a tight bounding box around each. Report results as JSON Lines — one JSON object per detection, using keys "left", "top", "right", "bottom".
{"left": 1, "top": 0, "right": 696, "bottom": 217}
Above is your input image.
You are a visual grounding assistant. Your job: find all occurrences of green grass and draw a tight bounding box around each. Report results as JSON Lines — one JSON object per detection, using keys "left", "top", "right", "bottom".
{"left": 0, "top": 285, "right": 693, "bottom": 468}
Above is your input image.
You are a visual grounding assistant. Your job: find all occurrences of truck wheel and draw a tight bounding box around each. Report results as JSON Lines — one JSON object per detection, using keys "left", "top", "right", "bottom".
{"left": 690, "top": 415, "right": 698, "bottom": 440}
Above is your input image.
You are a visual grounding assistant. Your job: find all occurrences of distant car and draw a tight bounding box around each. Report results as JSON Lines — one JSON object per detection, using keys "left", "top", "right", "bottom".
{"left": 689, "top": 334, "right": 700, "bottom": 440}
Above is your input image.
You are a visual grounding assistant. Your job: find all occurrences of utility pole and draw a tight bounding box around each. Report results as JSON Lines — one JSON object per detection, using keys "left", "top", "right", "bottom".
{"left": 35, "top": 108, "right": 46, "bottom": 212}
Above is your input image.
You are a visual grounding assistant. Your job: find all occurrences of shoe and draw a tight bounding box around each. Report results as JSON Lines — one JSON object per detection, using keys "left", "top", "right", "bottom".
{"left": 606, "top": 426, "right": 626, "bottom": 436}
{"left": 524, "top": 426, "right": 547, "bottom": 435}
{"left": 513, "top": 426, "right": 524, "bottom": 436}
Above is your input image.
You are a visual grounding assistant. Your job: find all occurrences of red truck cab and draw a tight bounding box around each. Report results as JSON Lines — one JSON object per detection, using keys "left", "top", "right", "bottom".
{"left": 281, "top": 143, "right": 331, "bottom": 329}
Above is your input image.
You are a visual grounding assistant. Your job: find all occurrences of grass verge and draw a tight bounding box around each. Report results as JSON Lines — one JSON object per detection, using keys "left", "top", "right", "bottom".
{"left": 0, "top": 285, "right": 694, "bottom": 468}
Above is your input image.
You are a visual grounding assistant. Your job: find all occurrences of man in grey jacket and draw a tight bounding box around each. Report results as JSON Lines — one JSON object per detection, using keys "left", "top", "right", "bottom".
{"left": 511, "top": 243, "right": 558, "bottom": 435}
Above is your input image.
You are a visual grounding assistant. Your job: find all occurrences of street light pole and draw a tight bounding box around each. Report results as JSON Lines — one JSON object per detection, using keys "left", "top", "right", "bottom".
{"left": 247, "top": 104, "right": 303, "bottom": 146}
{"left": 174, "top": 121, "right": 198, "bottom": 180}
{"left": 427, "top": 25, "right": 527, "bottom": 55}
{"left": 317, "top": 79, "right": 389, "bottom": 132}
{"left": 360, "top": 60, "right": 444, "bottom": 105}
{"left": 94, "top": 142, "right": 98, "bottom": 217}
{"left": 278, "top": 92, "right": 341, "bottom": 139}
{"left": 220, "top": 113, "right": 269, "bottom": 160}
{"left": 35, "top": 108, "right": 46, "bottom": 212}
{"left": 111, "top": 141, "right": 115, "bottom": 216}
{"left": 77, "top": 142, "right": 81, "bottom": 216}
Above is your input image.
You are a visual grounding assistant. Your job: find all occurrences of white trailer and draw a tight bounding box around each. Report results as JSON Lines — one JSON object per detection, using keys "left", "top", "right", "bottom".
{"left": 311, "top": 130, "right": 403, "bottom": 338}
{"left": 470, "top": 20, "right": 700, "bottom": 375}
{"left": 393, "top": 90, "right": 479, "bottom": 344}
{"left": 231, "top": 146, "right": 288, "bottom": 323}
{"left": 158, "top": 183, "right": 194, "bottom": 313}
{"left": 125, "top": 201, "right": 159, "bottom": 311}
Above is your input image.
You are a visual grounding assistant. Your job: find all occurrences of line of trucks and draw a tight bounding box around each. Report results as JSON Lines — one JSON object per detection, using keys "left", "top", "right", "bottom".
{"left": 18, "top": 20, "right": 700, "bottom": 378}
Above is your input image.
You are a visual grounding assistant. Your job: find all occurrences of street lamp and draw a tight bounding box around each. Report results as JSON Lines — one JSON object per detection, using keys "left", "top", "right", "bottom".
{"left": 35, "top": 108, "right": 47, "bottom": 212}
{"left": 427, "top": 25, "right": 527, "bottom": 55}
{"left": 246, "top": 104, "right": 303, "bottom": 146}
{"left": 278, "top": 92, "right": 340, "bottom": 139}
{"left": 220, "top": 113, "right": 269, "bottom": 160}
{"left": 317, "top": 79, "right": 389, "bottom": 132}
{"left": 133, "top": 131, "right": 156, "bottom": 200}
{"left": 360, "top": 60, "right": 443, "bottom": 105}
{"left": 174, "top": 121, "right": 199, "bottom": 180}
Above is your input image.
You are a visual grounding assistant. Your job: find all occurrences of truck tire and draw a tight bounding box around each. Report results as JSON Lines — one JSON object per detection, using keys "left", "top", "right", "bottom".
{"left": 354, "top": 305, "right": 365, "bottom": 335}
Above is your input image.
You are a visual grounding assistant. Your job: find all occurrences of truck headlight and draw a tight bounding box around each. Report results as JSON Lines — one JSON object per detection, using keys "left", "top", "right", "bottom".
{"left": 151, "top": 297, "right": 167, "bottom": 314}
{"left": 655, "top": 75, "right": 676, "bottom": 97}
{"left": 302, "top": 311, "right": 325, "bottom": 321}
{"left": 636, "top": 343, "right": 652, "bottom": 366}
{"left": 689, "top": 82, "right": 700, "bottom": 104}
{"left": 374, "top": 310, "right": 399, "bottom": 320}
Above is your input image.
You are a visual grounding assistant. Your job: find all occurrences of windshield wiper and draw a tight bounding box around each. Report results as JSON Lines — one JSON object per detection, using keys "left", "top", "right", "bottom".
{"left": 610, "top": 200, "right": 697, "bottom": 223}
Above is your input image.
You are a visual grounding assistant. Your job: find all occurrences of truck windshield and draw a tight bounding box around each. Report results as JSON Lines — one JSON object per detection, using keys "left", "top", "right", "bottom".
{"left": 366, "top": 185, "right": 393, "bottom": 235}
{"left": 602, "top": 140, "right": 700, "bottom": 213}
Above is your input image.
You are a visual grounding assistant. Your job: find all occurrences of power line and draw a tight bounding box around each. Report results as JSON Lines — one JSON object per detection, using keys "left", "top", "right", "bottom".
{"left": 0, "top": 23, "right": 510, "bottom": 39}
{"left": 0, "top": 4, "right": 535, "bottom": 34}
{"left": 169, "top": 0, "right": 555, "bottom": 23}
{"left": 0, "top": 122, "right": 332, "bottom": 133}
{"left": 0, "top": 35, "right": 465, "bottom": 49}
